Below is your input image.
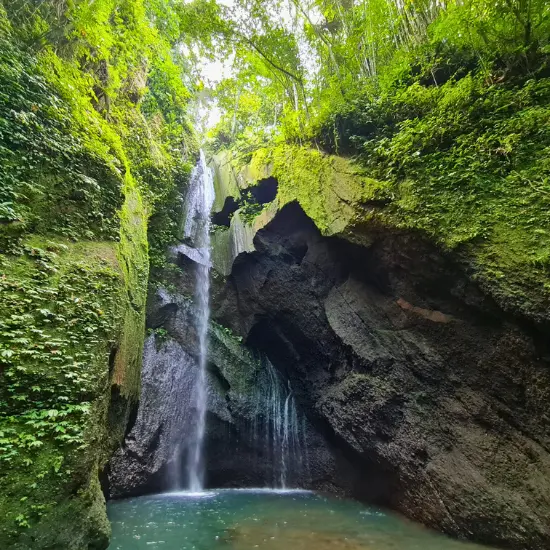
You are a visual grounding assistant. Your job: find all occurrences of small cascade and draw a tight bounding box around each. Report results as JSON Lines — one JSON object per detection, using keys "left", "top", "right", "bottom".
{"left": 254, "top": 358, "right": 306, "bottom": 488}
{"left": 172, "top": 150, "right": 215, "bottom": 492}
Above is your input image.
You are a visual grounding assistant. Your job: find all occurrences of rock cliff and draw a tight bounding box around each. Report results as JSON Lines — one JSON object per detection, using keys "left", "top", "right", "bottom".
{"left": 205, "top": 147, "right": 550, "bottom": 549}
{"left": 109, "top": 145, "right": 550, "bottom": 550}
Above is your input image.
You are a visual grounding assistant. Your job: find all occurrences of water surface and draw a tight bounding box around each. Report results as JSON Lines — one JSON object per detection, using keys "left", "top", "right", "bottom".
{"left": 108, "top": 489, "right": 494, "bottom": 550}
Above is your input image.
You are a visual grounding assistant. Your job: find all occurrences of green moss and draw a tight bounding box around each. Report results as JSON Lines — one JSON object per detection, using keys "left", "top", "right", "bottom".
{"left": 234, "top": 145, "right": 387, "bottom": 240}
{"left": 0, "top": 181, "right": 149, "bottom": 547}
{"left": 211, "top": 151, "right": 242, "bottom": 213}
{"left": 350, "top": 75, "right": 550, "bottom": 321}
{"left": 208, "top": 321, "right": 261, "bottom": 397}
{"left": 0, "top": 4, "right": 183, "bottom": 546}
{"left": 113, "top": 177, "right": 149, "bottom": 399}
{"left": 211, "top": 226, "right": 233, "bottom": 276}
{"left": 0, "top": 239, "right": 114, "bottom": 544}
{"left": 269, "top": 145, "right": 388, "bottom": 236}
{"left": 6, "top": 467, "right": 111, "bottom": 550}
{"left": 240, "top": 148, "right": 274, "bottom": 187}
{"left": 237, "top": 112, "right": 549, "bottom": 323}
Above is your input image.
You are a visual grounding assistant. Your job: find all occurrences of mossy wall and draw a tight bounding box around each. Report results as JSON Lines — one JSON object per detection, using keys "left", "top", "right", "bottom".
{"left": 210, "top": 151, "right": 242, "bottom": 214}
{"left": 0, "top": 3, "right": 195, "bottom": 548}
{"left": 215, "top": 130, "right": 550, "bottom": 325}
{"left": 209, "top": 321, "right": 260, "bottom": 398}
{"left": 0, "top": 230, "right": 147, "bottom": 549}
{"left": 211, "top": 210, "right": 271, "bottom": 276}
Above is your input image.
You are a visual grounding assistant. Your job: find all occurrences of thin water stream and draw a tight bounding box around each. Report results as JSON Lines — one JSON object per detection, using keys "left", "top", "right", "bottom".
{"left": 167, "top": 150, "right": 303, "bottom": 492}
{"left": 255, "top": 358, "right": 305, "bottom": 488}
{"left": 174, "top": 150, "right": 215, "bottom": 492}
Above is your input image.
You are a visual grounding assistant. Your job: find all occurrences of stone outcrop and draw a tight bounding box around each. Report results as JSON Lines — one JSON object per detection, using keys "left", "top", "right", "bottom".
{"left": 108, "top": 256, "right": 345, "bottom": 497}
{"left": 212, "top": 200, "right": 550, "bottom": 550}
{"left": 110, "top": 145, "right": 550, "bottom": 550}
{"left": 217, "top": 145, "right": 550, "bottom": 324}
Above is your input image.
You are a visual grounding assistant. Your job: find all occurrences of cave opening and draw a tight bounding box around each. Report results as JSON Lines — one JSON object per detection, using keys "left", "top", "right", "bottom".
{"left": 212, "top": 196, "right": 239, "bottom": 227}
{"left": 248, "top": 176, "right": 278, "bottom": 204}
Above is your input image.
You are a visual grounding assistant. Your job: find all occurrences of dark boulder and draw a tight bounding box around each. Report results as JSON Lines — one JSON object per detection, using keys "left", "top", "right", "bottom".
{"left": 212, "top": 201, "right": 550, "bottom": 550}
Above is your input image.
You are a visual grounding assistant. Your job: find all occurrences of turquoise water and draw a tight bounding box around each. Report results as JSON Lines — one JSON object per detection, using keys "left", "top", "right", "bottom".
{"left": 108, "top": 489, "right": 492, "bottom": 550}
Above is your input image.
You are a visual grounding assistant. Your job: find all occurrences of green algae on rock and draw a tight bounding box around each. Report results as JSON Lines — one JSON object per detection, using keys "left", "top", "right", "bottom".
{"left": 212, "top": 139, "right": 550, "bottom": 325}
{"left": 0, "top": 229, "right": 147, "bottom": 549}
{"left": 0, "top": 2, "right": 194, "bottom": 547}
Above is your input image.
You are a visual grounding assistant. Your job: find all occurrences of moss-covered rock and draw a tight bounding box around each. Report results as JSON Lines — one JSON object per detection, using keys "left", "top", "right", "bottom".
{"left": 210, "top": 151, "right": 243, "bottom": 214}
{"left": 211, "top": 206, "right": 278, "bottom": 276}
{"left": 212, "top": 140, "right": 550, "bottom": 325}
{"left": 0, "top": 4, "right": 192, "bottom": 547}
{"left": 0, "top": 186, "right": 148, "bottom": 548}
{"left": 209, "top": 321, "right": 260, "bottom": 398}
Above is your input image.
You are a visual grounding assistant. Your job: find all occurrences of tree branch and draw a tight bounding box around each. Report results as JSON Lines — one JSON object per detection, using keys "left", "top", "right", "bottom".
{"left": 238, "top": 33, "right": 304, "bottom": 86}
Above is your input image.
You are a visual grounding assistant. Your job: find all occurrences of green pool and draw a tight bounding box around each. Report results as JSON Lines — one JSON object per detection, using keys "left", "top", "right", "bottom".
{"left": 107, "top": 489, "right": 493, "bottom": 550}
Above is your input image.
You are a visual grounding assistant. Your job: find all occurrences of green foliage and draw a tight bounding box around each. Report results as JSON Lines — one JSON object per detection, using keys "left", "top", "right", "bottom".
{"left": 1, "top": 0, "right": 549, "bottom": 544}
{"left": 236, "top": 191, "right": 268, "bottom": 224}
{"left": 0, "top": 32, "right": 122, "bottom": 246}
{"left": 190, "top": 0, "right": 550, "bottom": 151}
{"left": 148, "top": 326, "right": 169, "bottom": 346}
{"left": 242, "top": 70, "right": 550, "bottom": 319}
{"left": 210, "top": 320, "right": 243, "bottom": 344}
{"left": 322, "top": 74, "right": 550, "bottom": 255}
{"left": 352, "top": 74, "right": 550, "bottom": 317}
{"left": 197, "top": 0, "right": 550, "bottom": 320}
{"left": 0, "top": 0, "right": 197, "bottom": 545}
{"left": 0, "top": 0, "right": 197, "bottom": 262}
{"left": 431, "top": 0, "right": 550, "bottom": 66}
{"left": 0, "top": 239, "right": 127, "bottom": 543}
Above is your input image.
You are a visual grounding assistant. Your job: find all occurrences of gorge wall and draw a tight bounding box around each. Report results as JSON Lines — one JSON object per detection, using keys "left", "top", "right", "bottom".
{"left": 3, "top": 3, "right": 550, "bottom": 550}
{"left": 0, "top": 6, "right": 194, "bottom": 548}
{"left": 108, "top": 147, "right": 550, "bottom": 550}
{"left": 213, "top": 200, "right": 550, "bottom": 550}
{"left": 107, "top": 244, "right": 354, "bottom": 498}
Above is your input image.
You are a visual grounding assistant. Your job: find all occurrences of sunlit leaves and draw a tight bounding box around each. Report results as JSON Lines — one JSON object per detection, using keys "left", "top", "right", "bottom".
{"left": 197, "top": 0, "right": 550, "bottom": 150}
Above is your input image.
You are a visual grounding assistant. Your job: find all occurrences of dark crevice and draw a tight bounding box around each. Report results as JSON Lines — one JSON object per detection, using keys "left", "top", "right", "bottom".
{"left": 212, "top": 196, "right": 239, "bottom": 227}
{"left": 249, "top": 176, "right": 278, "bottom": 204}
{"left": 147, "top": 302, "right": 178, "bottom": 329}
{"left": 99, "top": 464, "right": 111, "bottom": 500}
{"left": 108, "top": 345, "right": 118, "bottom": 375}
{"left": 124, "top": 401, "right": 139, "bottom": 440}
{"left": 207, "top": 361, "right": 231, "bottom": 393}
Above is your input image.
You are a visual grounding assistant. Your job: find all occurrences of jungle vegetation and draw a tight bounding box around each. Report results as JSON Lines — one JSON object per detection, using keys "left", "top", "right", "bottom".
{"left": 193, "top": 0, "right": 550, "bottom": 317}
{"left": 0, "top": 0, "right": 549, "bottom": 546}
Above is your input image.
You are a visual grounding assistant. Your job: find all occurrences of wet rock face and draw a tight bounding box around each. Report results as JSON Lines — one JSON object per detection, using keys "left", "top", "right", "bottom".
{"left": 212, "top": 202, "right": 550, "bottom": 550}
{"left": 107, "top": 288, "right": 228, "bottom": 498}
{"left": 107, "top": 279, "right": 344, "bottom": 498}
{"left": 108, "top": 334, "right": 199, "bottom": 497}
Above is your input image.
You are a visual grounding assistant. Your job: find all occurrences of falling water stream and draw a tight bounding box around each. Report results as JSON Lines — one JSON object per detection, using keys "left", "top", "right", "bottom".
{"left": 179, "top": 150, "right": 215, "bottom": 492}
{"left": 169, "top": 151, "right": 303, "bottom": 492}
{"left": 256, "top": 358, "right": 305, "bottom": 488}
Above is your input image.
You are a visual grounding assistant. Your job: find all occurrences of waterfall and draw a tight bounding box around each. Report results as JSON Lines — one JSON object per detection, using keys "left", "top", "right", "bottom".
{"left": 178, "top": 150, "right": 215, "bottom": 492}
{"left": 168, "top": 152, "right": 305, "bottom": 491}
{"left": 255, "top": 358, "right": 306, "bottom": 489}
